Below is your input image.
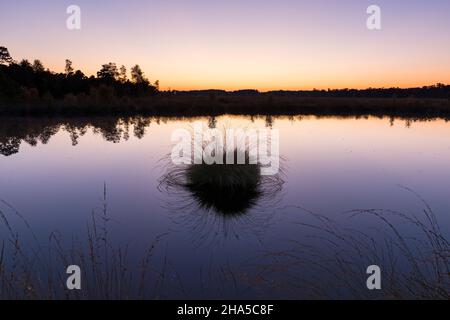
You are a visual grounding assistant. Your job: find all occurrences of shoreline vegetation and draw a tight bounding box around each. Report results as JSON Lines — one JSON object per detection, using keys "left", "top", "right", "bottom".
{"left": 1, "top": 46, "right": 450, "bottom": 117}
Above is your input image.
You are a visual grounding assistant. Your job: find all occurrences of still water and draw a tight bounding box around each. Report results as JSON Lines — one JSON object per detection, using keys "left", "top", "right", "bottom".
{"left": 0, "top": 115, "right": 449, "bottom": 299}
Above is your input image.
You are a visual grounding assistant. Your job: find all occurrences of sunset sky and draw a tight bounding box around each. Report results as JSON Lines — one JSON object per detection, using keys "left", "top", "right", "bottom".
{"left": 2, "top": 0, "right": 450, "bottom": 91}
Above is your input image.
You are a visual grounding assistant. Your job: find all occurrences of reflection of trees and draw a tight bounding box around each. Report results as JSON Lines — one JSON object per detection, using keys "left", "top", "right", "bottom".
{"left": 65, "top": 124, "right": 87, "bottom": 146}
{"left": 265, "top": 115, "right": 273, "bottom": 128}
{"left": 0, "top": 114, "right": 430, "bottom": 157}
{"left": 0, "top": 137, "right": 21, "bottom": 156}
{"left": 91, "top": 118, "right": 126, "bottom": 143}
{"left": 0, "top": 118, "right": 62, "bottom": 156}
{"left": 0, "top": 116, "right": 155, "bottom": 156}
{"left": 132, "top": 117, "right": 151, "bottom": 139}
{"left": 208, "top": 116, "right": 217, "bottom": 129}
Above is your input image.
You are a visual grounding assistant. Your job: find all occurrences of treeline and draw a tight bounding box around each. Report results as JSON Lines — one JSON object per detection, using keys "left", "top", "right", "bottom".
{"left": 171, "top": 85, "right": 450, "bottom": 99}
{"left": 0, "top": 46, "right": 159, "bottom": 108}
{"left": 267, "top": 85, "right": 450, "bottom": 99}
{"left": 1, "top": 46, "right": 450, "bottom": 116}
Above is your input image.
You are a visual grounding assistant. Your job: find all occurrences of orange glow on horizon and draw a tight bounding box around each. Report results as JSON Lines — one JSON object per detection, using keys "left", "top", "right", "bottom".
{"left": 38, "top": 60, "right": 449, "bottom": 92}
{"left": 4, "top": 1, "right": 450, "bottom": 92}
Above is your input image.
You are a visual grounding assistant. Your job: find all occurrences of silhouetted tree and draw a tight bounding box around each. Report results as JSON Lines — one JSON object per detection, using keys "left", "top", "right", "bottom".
{"left": 97, "top": 63, "right": 119, "bottom": 81}
{"left": 0, "top": 46, "right": 13, "bottom": 65}
{"left": 32, "top": 59, "right": 45, "bottom": 73}
{"left": 119, "top": 65, "right": 127, "bottom": 83}
{"left": 65, "top": 59, "right": 74, "bottom": 75}
{"left": 131, "top": 64, "right": 148, "bottom": 84}
{"left": 19, "top": 59, "right": 32, "bottom": 68}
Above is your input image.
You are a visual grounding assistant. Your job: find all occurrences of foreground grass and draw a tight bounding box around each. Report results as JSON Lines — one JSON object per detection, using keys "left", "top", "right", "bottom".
{"left": 0, "top": 185, "right": 169, "bottom": 299}
{"left": 0, "top": 185, "right": 449, "bottom": 299}
{"left": 254, "top": 188, "right": 450, "bottom": 299}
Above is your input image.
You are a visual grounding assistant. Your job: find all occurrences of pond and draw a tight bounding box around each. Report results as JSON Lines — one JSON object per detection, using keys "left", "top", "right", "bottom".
{"left": 0, "top": 115, "right": 449, "bottom": 299}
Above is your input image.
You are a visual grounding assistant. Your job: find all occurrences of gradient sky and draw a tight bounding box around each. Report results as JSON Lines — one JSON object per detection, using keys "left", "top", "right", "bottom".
{"left": 1, "top": 0, "right": 450, "bottom": 91}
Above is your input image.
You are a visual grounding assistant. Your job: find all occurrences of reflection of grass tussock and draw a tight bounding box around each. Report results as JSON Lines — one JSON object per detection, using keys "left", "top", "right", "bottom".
{"left": 160, "top": 147, "right": 284, "bottom": 216}
{"left": 158, "top": 146, "right": 285, "bottom": 244}
{"left": 185, "top": 155, "right": 261, "bottom": 216}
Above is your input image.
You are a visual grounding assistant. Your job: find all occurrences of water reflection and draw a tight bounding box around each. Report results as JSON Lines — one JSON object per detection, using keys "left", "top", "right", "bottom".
{"left": 0, "top": 116, "right": 153, "bottom": 156}
{"left": 1, "top": 114, "right": 450, "bottom": 299}
{"left": 158, "top": 149, "right": 285, "bottom": 244}
{"left": 1, "top": 114, "right": 444, "bottom": 157}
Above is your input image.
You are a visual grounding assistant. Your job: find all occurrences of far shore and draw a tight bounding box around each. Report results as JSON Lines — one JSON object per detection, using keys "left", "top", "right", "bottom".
{"left": 1, "top": 94, "right": 450, "bottom": 118}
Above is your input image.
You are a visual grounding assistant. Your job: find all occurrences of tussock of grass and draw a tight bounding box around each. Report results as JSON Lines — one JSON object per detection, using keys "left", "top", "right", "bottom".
{"left": 158, "top": 144, "right": 285, "bottom": 246}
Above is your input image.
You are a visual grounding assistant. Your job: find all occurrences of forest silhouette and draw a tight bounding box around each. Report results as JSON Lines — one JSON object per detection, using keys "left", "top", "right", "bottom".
{"left": 1, "top": 46, "right": 450, "bottom": 117}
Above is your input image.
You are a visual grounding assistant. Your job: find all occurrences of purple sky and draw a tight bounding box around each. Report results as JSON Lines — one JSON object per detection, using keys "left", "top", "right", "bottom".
{"left": 1, "top": 0, "right": 450, "bottom": 90}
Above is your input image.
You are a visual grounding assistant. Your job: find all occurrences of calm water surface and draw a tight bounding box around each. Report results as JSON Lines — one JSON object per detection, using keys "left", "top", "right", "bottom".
{"left": 1, "top": 115, "right": 449, "bottom": 298}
